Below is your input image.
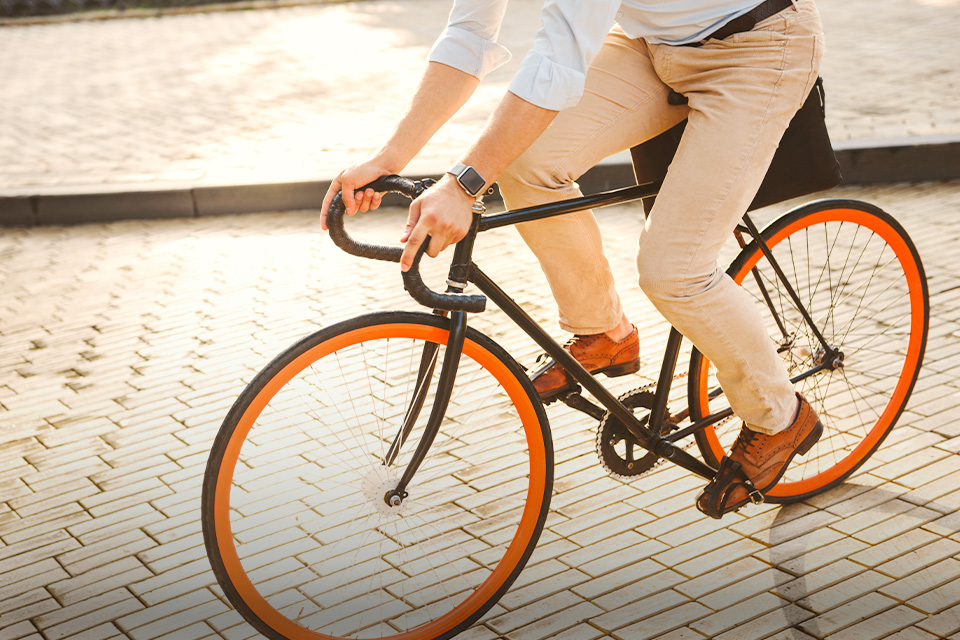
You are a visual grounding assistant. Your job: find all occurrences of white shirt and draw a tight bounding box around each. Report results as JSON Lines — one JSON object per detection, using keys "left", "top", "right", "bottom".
{"left": 428, "top": 0, "right": 763, "bottom": 110}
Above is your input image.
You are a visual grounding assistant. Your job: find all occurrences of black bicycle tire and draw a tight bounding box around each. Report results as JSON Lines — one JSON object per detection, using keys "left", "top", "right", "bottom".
{"left": 201, "top": 310, "right": 554, "bottom": 640}
{"left": 687, "top": 198, "right": 929, "bottom": 503}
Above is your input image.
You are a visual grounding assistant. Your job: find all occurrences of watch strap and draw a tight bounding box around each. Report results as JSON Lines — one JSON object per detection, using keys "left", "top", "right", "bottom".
{"left": 448, "top": 163, "right": 486, "bottom": 197}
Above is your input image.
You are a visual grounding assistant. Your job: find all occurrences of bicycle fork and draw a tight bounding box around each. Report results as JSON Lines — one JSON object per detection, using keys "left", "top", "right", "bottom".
{"left": 382, "top": 311, "right": 467, "bottom": 507}
{"left": 380, "top": 212, "right": 482, "bottom": 508}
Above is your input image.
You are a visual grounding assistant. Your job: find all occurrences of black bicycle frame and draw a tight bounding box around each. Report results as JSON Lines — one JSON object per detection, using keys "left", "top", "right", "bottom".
{"left": 387, "top": 181, "right": 833, "bottom": 495}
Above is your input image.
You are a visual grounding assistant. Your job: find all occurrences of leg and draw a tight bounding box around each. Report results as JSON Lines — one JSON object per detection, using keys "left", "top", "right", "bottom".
{"left": 637, "top": 0, "right": 824, "bottom": 435}
{"left": 498, "top": 28, "right": 687, "bottom": 335}
{"left": 633, "top": 0, "right": 825, "bottom": 515}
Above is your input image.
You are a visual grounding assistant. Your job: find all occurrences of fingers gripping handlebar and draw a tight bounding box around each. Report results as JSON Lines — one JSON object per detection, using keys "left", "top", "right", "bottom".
{"left": 326, "top": 175, "right": 487, "bottom": 313}
{"left": 326, "top": 175, "right": 418, "bottom": 263}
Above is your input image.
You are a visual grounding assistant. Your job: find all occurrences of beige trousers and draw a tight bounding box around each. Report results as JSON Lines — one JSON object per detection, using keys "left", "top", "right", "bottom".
{"left": 498, "top": 0, "right": 824, "bottom": 434}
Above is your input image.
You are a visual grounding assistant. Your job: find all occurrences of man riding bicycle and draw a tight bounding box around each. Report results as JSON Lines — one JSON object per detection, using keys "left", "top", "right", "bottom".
{"left": 321, "top": 0, "right": 825, "bottom": 518}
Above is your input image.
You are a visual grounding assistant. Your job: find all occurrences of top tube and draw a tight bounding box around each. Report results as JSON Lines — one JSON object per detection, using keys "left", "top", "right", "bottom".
{"left": 478, "top": 182, "right": 661, "bottom": 232}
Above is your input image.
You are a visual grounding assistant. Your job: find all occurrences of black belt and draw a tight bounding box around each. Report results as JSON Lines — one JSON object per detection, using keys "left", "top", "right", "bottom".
{"left": 684, "top": 0, "right": 794, "bottom": 46}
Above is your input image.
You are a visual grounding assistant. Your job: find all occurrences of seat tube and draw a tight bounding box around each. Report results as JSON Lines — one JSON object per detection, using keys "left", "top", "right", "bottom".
{"left": 741, "top": 214, "right": 833, "bottom": 353}
{"left": 650, "top": 327, "right": 683, "bottom": 431}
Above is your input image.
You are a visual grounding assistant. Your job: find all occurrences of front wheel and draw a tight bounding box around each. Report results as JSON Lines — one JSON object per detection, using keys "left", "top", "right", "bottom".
{"left": 202, "top": 311, "right": 553, "bottom": 640}
{"left": 689, "top": 199, "right": 929, "bottom": 503}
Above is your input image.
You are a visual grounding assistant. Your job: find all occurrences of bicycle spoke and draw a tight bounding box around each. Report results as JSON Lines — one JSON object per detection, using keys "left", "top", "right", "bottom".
{"left": 206, "top": 314, "right": 550, "bottom": 640}
{"left": 692, "top": 203, "right": 926, "bottom": 501}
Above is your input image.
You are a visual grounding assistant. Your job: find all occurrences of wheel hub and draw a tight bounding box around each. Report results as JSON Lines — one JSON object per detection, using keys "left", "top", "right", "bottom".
{"left": 814, "top": 344, "right": 844, "bottom": 370}
{"left": 362, "top": 466, "right": 410, "bottom": 516}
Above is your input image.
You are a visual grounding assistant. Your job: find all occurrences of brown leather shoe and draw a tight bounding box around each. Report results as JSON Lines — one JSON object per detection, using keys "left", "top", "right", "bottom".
{"left": 530, "top": 327, "right": 640, "bottom": 403}
{"left": 696, "top": 392, "right": 823, "bottom": 519}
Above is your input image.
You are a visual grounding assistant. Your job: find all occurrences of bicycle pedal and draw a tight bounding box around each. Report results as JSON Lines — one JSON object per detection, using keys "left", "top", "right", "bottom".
{"left": 560, "top": 390, "right": 606, "bottom": 420}
{"left": 540, "top": 392, "right": 565, "bottom": 406}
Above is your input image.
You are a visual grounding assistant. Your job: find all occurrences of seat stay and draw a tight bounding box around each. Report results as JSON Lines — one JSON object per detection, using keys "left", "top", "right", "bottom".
{"left": 735, "top": 226, "right": 791, "bottom": 341}
{"left": 740, "top": 214, "right": 836, "bottom": 356}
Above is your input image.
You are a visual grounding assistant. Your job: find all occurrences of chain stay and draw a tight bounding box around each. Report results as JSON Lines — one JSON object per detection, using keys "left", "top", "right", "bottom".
{"left": 551, "top": 371, "right": 705, "bottom": 481}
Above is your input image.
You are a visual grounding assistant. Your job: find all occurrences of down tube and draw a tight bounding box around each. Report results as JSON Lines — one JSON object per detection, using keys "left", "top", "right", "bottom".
{"left": 469, "top": 265, "right": 717, "bottom": 481}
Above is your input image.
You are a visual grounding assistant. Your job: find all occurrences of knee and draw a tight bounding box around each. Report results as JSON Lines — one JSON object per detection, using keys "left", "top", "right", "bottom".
{"left": 635, "top": 251, "right": 669, "bottom": 300}
{"left": 636, "top": 252, "right": 720, "bottom": 303}
{"left": 498, "top": 149, "right": 575, "bottom": 207}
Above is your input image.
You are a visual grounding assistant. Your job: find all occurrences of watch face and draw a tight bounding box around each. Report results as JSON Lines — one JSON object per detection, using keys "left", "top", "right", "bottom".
{"left": 459, "top": 167, "right": 486, "bottom": 196}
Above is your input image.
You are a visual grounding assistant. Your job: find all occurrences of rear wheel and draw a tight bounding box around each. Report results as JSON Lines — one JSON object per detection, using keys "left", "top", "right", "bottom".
{"left": 689, "top": 199, "right": 929, "bottom": 503}
{"left": 202, "top": 311, "right": 553, "bottom": 640}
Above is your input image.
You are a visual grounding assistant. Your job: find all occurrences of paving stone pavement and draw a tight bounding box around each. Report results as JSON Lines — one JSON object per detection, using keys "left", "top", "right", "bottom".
{"left": 1, "top": 180, "right": 959, "bottom": 639}
{"left": 0, "top": 0, "right": 959, "bottom": 194}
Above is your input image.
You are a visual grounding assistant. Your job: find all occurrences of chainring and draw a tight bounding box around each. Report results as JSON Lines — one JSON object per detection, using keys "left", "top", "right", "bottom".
{"left": 597, "top": 388, "right": 678, "bottom": 481}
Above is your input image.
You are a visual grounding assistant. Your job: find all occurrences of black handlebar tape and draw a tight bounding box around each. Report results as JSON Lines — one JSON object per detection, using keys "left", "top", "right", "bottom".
{"left": 326, "top": 175, "right": 419, "bottom": 262}
{"left": 326, "top": 175, "right": 487, "bottom": 313}
{"left": 401, "top": 237, "right": 487, "bottom": 313}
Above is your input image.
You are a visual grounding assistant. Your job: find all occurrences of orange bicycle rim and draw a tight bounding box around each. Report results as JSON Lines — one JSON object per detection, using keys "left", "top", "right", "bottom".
{"left": 212, "top": 322, "right": 547, "bottom": 640}
{"left": 696, "top": 207, "right": 926, "bottom": 497}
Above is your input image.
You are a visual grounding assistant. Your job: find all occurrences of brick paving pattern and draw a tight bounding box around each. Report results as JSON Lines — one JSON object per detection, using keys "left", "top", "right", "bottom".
{"left": 0, "top": 0, "right": 959, "bottom": 193}
{"left": 1, "top": 180, "right": 959, "bottom": 639}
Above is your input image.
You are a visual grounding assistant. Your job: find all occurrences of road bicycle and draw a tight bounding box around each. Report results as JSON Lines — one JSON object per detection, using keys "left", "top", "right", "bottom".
{"left": 201, "top": 177, "right": 928, "bottom": 640}
{"left": 201, "top": 85, "right": 929, "bottom": 640}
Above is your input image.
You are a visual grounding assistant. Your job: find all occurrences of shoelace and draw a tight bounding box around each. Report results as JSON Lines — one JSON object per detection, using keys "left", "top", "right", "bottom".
{"left": 732, "top": 428, "right": 763, "bottom": 456}
{"left": 533, "top": 335, "right": 591, "bottom": 366}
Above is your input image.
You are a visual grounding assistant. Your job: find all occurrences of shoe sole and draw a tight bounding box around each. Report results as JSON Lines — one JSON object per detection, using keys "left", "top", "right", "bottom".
{"left": 538, "top": 358, "right": 641, "bottom": 404}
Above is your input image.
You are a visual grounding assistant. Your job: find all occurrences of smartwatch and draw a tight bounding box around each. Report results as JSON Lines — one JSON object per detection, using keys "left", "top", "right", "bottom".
{"left": 448, "top": 163, "right": 487, "bottom": 198}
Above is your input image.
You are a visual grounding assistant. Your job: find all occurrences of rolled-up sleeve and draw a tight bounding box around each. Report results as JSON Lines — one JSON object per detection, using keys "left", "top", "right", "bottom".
{"left": 507, "top": 49, "right": 586, "bottom": 111}
{"left": 429, "top": 26, "right": 512, "bottom": 78}
{"left": 508, "top": 0, "right": 622, "bottom": 111}
{"left": 427, "top": 0, "right": 512, "bottom": 78}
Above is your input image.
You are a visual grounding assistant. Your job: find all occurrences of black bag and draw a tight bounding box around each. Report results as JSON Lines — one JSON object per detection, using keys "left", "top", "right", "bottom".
{"left": 631, "top": 77, "right": 842, "bottom": 214}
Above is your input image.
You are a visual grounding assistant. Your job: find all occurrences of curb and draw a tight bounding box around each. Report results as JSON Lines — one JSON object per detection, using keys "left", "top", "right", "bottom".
{"left": 2, "top": 134, "right": 958, "bottom": 227}
{"left": 0, "top": 0, "right": 370, "bottom": 26}
{"left": 832, "top": 135, "right": 960, "bottom": 183}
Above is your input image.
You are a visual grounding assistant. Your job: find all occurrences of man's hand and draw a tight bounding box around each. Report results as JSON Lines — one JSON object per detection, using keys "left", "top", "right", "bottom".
{"left": 319, "top": 64, "right": 482, "bottom": 232}
{"left": 320, "top": 161, "right": 390, "bottom": 230}
{"left": 400, "top": 175, "right": 476, "bottom": 272}
{"left": 395, "top": 92, "right": 556, "bottom": 271}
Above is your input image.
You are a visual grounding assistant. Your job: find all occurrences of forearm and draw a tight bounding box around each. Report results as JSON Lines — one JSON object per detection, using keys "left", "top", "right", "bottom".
{"left": 398, "top": 91, "right": 558, "bottom": 270}
{"left": 374, "top": 62, "right": 481, "bottom": 173}
{"left": 458, "top": 91, "right": 559, "bottom": 188}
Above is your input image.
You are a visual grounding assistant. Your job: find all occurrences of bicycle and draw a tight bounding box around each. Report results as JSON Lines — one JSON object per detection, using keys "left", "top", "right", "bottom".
{"left": 201, "top": 92, "right": 929, "bottom": 640}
